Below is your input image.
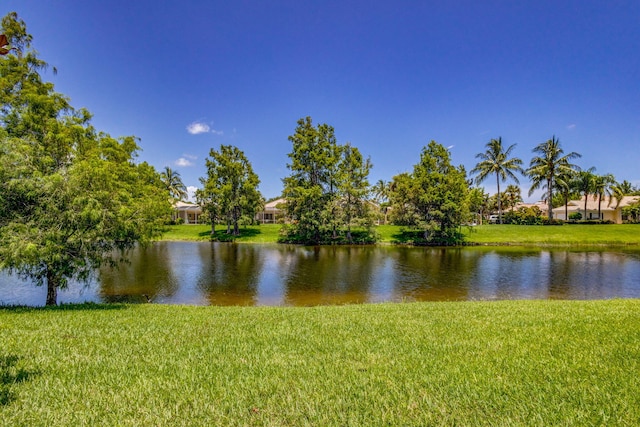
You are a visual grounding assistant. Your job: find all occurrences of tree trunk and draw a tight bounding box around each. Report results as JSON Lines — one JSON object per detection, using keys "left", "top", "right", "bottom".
{"left": 46, "top": 269, "right": 58, "bottom": 306}
{"left": 598, "top": 195, "right": 602, "bottom": 220}
{"left": 496, "top": 175, "right": 502, "bottom": 224}
{"left": 233, "top": 207, "right": 240, "bottom": 236}
{"left": 584, "top": 193, "right": 588, "bottom": 219}
{"left": 547, "top": 180, "right": 553, "bottom": 219}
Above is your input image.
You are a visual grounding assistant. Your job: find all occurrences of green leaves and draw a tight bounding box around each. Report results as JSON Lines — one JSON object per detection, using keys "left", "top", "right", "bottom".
{"left": 0, "top": 12, "right": 171, "bottom": 305}
{"left": 198, "top": 145, "right": 262, "bottom": 236}
{"left": 282, "top": 117, "right": 375, "bottom": 244}
{"left": 388, "top": 141, "right": 469, "bottom": 243}
{"left": 526, "top": 136, "right": 581, "bottom": 218}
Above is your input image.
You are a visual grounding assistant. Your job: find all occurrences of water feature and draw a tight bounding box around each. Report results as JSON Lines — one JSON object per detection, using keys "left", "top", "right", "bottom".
{"left": 2, "top": 242, "right": 640, "bottom": 306}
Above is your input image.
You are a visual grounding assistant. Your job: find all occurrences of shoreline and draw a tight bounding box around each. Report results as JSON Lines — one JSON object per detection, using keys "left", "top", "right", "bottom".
{"left": 159, "top": 223, "right": 640, "bottom": 248}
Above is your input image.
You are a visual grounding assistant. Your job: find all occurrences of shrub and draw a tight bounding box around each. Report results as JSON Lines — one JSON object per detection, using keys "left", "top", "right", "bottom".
{"left": 542, "top": 218, "right": 564, "bottom": 226}
{"left": 503, "top": 207, "right": 543, "bottom": 225}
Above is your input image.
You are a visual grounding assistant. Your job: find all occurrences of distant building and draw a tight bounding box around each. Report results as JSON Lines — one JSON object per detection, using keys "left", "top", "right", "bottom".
{"left": 552, "top": 196, "right": 639, "bottom": 223}
{"left": 173, "top": 201, "right": 202, "bottom": 224}
{"left": 255, "top": 198, "right": 286, "bottom": 224}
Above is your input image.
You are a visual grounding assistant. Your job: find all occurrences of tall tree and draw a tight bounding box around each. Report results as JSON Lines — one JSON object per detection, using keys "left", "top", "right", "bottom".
{"left": 468, "top": 187, "right": 490, "bottom": 225}
{"left": 573, "top": 168, "right": 596, "bottom": 220}
{"left": 593, "top": 173, "right": 616, "bottom": 219}
{"left": 282, "top": 117, "right": 341, "bottom": 244}
{"left": 198, "top": 145, "right": 262, "bottom": 236}
{"left": 160, "top": 166, "right": 187, "bottom": 201}
{"left": 526, "top": 136, "right": 581, "bottom": 219}
{"left": 412, "top": 141, "right": 469, "bottom": 241}
{"left": 0, "top": 12, "right": 170, "bottom": 305}
{"left": 555, "top": 168, "right": 578, "bottom": 221}
{"left": 388, "top": 172, "right": 418, "bottom": 226}
{"left": 471, "top": 137, "right": 523, "bottom": 224}
{"left": 337, "top": 143, "right": 372, "bottom": 243}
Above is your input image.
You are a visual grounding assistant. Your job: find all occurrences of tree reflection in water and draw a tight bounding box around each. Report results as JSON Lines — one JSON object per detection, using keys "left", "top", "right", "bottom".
{"left": 196, "top": 243, "right": 263, "bottom": 306}
{"left": 3, "top": 243, "right": 640, "bottom": 306}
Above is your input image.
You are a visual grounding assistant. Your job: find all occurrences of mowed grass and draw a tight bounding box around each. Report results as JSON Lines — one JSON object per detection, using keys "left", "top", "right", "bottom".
{"left": 462, "top": 224, "right": 640, "bottom": 246}
{"left": 161, "top": 224, "right": 282, "bottom": 243}
{"left": 2, "top": 300, "right": 640, "bottom": 425}
{"left": 162, "top": 223, "right": 640, "bottom": 246}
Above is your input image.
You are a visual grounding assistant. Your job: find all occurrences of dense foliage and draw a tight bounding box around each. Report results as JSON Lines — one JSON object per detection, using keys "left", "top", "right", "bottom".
{"left": 526, "top": 136, "right": 581, "bottom": 218}
{"left": 281, "top": 117, "right": 375, "bottom": 244}
{"left": 0, "top": 13, "right": 170, "bottom": 305}
{"left": 388, "top": 141, "right": 470, "bottom": 244}
{"left": 197, "top": 145, "right": 262, "bottom": 236}
{"left": 471, "top": 137, "right": 523, "bottom": 224}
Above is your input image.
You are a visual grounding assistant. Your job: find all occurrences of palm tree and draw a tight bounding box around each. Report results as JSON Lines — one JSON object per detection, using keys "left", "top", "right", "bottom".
{"left": 471, "top": 137, "right": 523, "bottom": 224}
{"left": 371, "top": 179, "right": 390, "bottom": 224}
{"left": 616, "top": 180, "right": 637, "bottom": 195}
{"left": 526, "top": 136, "right": 581, "bottom": 219}
{"left": 555, "top": 168, "right": 578, "bottom": 221}
{"left": 573, "top": 168, "right": 596, "bottom": 219}
{"left": 503, "top": 184, "right": 523, "bottom": 212}
{"left": 372, "top": 179, "right": 389, "bottom": 203}
{"left": 593, "top": 173, "right": 616, "bottom": 220}
{"left": 609, "top": 179, "right": 636, "bottom": 210}
{"left": 160, "top": 166, "right": 188, "bottom": 201}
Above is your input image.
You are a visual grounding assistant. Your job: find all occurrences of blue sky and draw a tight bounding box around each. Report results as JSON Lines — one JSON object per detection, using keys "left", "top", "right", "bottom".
{"left": 3, "top": 1, "right": 639, "bottom": 201}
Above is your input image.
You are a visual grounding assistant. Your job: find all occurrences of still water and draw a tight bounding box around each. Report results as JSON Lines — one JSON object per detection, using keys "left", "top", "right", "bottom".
{"left": 2, "top": 242, "right": 640, "bottom": 306}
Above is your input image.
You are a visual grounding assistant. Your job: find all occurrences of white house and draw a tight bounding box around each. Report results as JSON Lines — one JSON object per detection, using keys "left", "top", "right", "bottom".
{"left": 173, "top": 201, "right": 202, "bottom": 224}
{"left": 552, "top": 195, "right": 639, "bottom": 223}
{"left": 255, "top": 198, "right": 286, "bottom": 224}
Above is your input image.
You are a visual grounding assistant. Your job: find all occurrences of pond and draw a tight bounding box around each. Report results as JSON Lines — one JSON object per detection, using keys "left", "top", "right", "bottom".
{"left": 2, "top": 242, "right": 640, "bottom": 306}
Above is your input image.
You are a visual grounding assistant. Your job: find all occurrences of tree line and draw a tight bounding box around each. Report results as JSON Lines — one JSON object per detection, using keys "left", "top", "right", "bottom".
{"left": 468, "top": 137, "right": 639, "bottom": 224}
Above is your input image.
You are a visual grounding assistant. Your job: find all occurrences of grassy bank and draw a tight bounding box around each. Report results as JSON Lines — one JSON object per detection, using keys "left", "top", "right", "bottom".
{"left": 162, "top": 223, "right": 640, "bottom": 246}
{"left": 1, "top": 300, "right": 639, "bottom": 425}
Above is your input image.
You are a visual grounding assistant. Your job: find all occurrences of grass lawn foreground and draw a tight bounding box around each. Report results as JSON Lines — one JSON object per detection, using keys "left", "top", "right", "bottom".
{"left": 1, "top": 300, "right": 640, "bottom": 425}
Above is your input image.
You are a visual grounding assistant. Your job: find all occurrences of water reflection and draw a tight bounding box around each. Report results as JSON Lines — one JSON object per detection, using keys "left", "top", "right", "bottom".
{"left": 196, "top": 243, "right": 264, "bottom": 306}
{"left": 2, "top": 243, "right": 640, "bottom": 306}
{"left": 100, "top": 243, "right": 178, "bottom": 303}
{"left": 281, "top": 246, "right": 379, "bottom": 305}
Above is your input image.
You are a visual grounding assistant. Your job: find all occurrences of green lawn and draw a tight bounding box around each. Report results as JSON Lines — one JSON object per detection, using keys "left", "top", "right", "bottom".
{"left": 162, "top": 223, "right": 640, "bottom": 246}
{"left": 463, "top": 223, "right": 640, "bottom": 246}
{"left": 161, "top": 224, "right": 282, "bottom": 243}
{"left": 1, "top": 300, "right": 639, "bottom": 425}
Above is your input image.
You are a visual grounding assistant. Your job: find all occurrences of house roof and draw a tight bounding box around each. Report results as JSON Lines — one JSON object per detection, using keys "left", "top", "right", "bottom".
{"left": 514, "top": 201, "right": 549, "bottom": 212}
{"left": 173, "top": 201, "right": 202, "bottom": 211}
{"left": 552, "top": 195, "right": 639, "bottom": 212}
{"left": 264, "top": 198, "right": 286, "bottom": 209}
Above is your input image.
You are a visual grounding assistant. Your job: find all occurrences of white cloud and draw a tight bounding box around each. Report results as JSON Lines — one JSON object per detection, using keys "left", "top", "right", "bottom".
{"left": 175, "top": 157, "right": 194, "bottom": 167}
{"left": 567, "top": 124, "right": 577, "bottom": 130}
{"left": 186, "top": 121, "right": 223, "bottom": 135}
{"left": 183, "top": 153, "right": 198, "bottom": 160}
{"left": 186, "top": 121, "right": 210, "bottom": 134}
